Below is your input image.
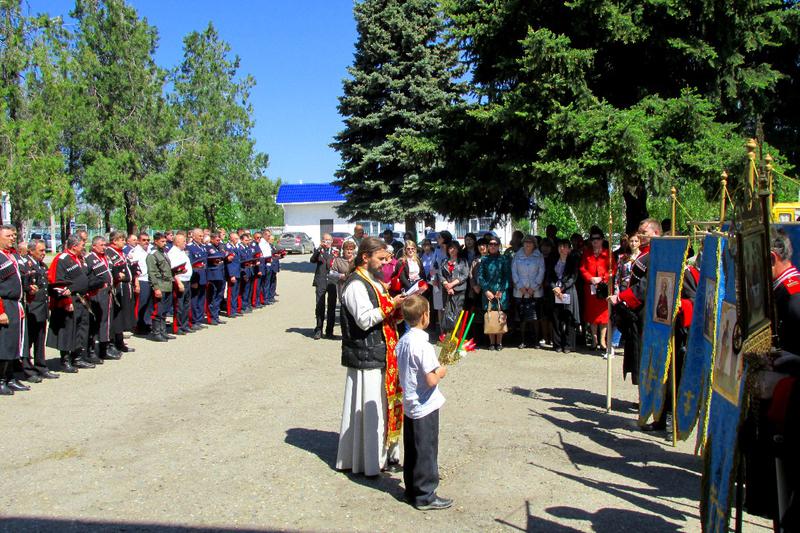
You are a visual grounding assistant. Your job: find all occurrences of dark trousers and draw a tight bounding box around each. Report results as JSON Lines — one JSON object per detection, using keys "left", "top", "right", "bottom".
{"left": 207, "top": 280, "right": 224, "bottom": 322}
{"left": 268, "top": 270, "right": 277, "bottom": 300}
{"left": 151, "top": 293, "right": 171, "bottom": 335}
{"left": 240, "top": 276, "right": 252, "bottom": 312}
{"left": 137, "top": 281, "right": 153, "bottom": 330}
{"left": 315, "top": 284, "right": 337, "bottom": 334}
{"left": 190, "top": 283, "right": 207, "bottom": 324}
{"left": 173, "top": 287, "right": 191, "bottom": 332}
{"left": 225, "top": 279, "right": 239, "bottom": 316}
{"left": 259, "top": 272, "right": 271, "bottom": 305}
{"left": 21, "top": 317, "right": 47, "bottom": 377}
{"left": 403, "top": 410, "right": 440, "bottom": 506}
{"left": 71, "top": 300, "right": 91, "bottom": 359}
{"left": 552, "top": 306, "right": 577, "bottom": 351}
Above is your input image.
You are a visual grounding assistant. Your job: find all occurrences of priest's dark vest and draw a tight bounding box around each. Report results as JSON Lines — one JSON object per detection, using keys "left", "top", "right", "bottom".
{"left": 341, "top": 274, "right": 386, "bottom": 370}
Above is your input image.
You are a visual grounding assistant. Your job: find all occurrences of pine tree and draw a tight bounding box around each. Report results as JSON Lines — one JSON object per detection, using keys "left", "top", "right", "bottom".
{"left": 332, "top": 0, "right": 462, "bottom": 228}
{"left": 72, "top": 0, "right": 173, "bottom": 234}
{"left": 433, "top": 0, "right": 797, "bottom": 233}
{"left": 168, "top": 22, "right": 273, "bottom": 230}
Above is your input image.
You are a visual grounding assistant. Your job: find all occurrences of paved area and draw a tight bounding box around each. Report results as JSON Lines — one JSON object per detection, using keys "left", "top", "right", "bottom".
{"left": 0, "top": 255, "right": 771, "bottom": 532}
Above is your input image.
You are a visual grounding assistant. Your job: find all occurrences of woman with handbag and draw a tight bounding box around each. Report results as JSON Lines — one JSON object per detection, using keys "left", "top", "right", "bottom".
{"left": 511, "top": 235, "right": 545, "bottom": 349}
{"left": 479, "top": 237, "right": 511, "bottom": 350}
{"left": 579, "top": 230, "right": 613, "bottom": 351}
{"left": 547, "top": 239, "right": 581, "bottom": 353}
{"left": 439, "top": 241, "right": 470, "bottom": 334}
{"left": 394, "top": 240, "right": 423, "bottom": 291}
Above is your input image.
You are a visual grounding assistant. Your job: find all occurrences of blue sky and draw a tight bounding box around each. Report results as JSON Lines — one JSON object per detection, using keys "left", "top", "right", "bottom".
{"left": 28, "top": 0, "right": 358, "bottom": 185}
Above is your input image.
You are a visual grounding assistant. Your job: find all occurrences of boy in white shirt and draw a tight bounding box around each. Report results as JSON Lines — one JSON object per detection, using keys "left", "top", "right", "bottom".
{"left": 397, "top": 295, "right": 452, "bottom": 511}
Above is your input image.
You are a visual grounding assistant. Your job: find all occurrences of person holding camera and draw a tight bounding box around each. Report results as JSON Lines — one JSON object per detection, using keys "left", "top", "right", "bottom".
{"left": 310, "top": 233, "right": 337, "bottom": 340}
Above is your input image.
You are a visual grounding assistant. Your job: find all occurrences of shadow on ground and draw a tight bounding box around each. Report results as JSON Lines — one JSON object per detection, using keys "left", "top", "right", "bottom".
{"left": 284, "top": 428, "right": 405, "bottom": 501}
{"left": 276, "top": 260, "right": 315, "bottom": 274}
{"left": 284, "top": 327, "right": 316, "bottom": 338}
{"left": 505, "top": 386, "right": 703, "bottom": 528}
{"left": 0, "top": 518, "right": 281, "bottom": 533}
{"left": 495, "top": 500, "right": 681, "bottom": 532}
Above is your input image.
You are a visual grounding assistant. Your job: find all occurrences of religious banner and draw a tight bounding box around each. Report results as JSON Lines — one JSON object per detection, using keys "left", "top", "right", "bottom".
{"left": 638, "top": 236, "right": 691, "bottom": 425}
{"left": 701, "top": 242, "right": 748, "bottom": 533}
{"left": 676, "top": 235, "right": 727, "bottom": 448}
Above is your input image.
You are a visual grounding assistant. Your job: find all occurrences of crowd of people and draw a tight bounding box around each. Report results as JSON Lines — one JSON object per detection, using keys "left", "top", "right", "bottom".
{"left": 0, "top": 225, "right": 284, "bottom": 395}
{"left": 311, "top": 222, "right": 655, "bottom": 355}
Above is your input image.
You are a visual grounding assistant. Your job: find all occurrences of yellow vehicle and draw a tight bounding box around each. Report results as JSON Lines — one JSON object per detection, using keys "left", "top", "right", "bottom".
{"left": 773, "top": 202, "right": 800, "bottom": 222}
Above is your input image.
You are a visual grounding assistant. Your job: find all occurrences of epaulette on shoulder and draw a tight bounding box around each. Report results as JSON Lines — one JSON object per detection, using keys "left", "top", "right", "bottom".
{"left": 782, "top": 276, "right": 800, "bottom": 295}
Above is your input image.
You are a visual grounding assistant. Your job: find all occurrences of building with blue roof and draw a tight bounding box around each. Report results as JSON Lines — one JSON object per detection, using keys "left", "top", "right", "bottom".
{"left": 275, "top": 182, "right": 512, "bottom": 251}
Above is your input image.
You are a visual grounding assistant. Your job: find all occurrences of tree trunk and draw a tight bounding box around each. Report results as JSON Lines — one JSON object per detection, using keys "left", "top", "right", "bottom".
{"left": 124, "top": 190, "right": 138, "bottom": 235}
{"left": 623, "top": 184, "right": 649, "bottom": 236}
{"left": 60, "top": 209, "right": 68, "bottom": 243}
{"left": 10, "top": 197, "right": 23, "bottom": 236}
{"left": 103, "top": 209, "right": 111, "bottom": 232}
{"left": 404, "top": 214, "right": 417, "bottom": 240}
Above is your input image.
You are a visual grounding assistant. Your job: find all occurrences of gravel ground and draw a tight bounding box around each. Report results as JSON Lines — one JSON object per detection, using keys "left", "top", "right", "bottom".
{"left": 0, "top": 255, "right": 772, "bottom": 532}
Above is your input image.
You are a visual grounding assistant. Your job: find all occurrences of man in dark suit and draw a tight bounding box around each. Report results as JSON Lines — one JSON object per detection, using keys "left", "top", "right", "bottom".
{"left": 310, "top": 233, "right": 337, "bottom": 340}
{"left": 20, "top": 239, "right": 59, "bottom": 381}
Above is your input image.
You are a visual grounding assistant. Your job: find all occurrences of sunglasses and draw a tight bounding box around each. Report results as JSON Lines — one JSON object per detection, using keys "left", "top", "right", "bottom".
{"left": 489, "top": 242, "right": 500, "bottom": 246}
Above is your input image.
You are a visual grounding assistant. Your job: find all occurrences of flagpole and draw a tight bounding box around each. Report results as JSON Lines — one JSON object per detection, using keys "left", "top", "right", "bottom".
{"left": 670, "top": 186, "right": 678, "bottom": 447}
{"left": 606, "top": 187, "right": 614, "bottom": 412}
{"left": 720, "top": 171, "right": 728, "bottom": 229}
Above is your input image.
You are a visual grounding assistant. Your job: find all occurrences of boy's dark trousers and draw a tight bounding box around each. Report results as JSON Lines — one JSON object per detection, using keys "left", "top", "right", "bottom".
{"left": 403, "top": 410, "right": 439, "bottom": 506}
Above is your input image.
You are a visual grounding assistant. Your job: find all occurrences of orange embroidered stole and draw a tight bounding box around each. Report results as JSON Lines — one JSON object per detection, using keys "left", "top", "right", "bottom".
{"left": 355, "top": 268, "right": 403, "bottom": 443}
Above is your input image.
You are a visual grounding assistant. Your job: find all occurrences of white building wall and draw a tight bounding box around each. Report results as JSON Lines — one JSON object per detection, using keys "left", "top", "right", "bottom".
{"left": 280, "top": 201, "right": 516, "bottom": 246}
{"left": 281, "top": 203, "right": 354, "bottom": 247}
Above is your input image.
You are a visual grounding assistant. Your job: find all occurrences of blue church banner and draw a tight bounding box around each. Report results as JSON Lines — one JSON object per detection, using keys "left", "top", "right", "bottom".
{"left": 676, "top": 235, "right": 727, "bottom": 448}
{"left": 701, "top": 241, "right": 747, "bottom": 533}
{"left": 638, "top": 236, "right": 691, "bottom": 425}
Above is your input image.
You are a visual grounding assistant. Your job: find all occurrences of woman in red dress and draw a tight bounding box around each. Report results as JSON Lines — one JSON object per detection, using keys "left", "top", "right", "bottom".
{"left": 580, "top": 230, "right": 613, "bottom": 351}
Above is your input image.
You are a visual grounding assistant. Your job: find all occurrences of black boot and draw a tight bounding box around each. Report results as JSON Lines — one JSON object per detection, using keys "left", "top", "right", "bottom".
{"left": 60, "top": 353, "right": 78, "bottom": 373}
{"left": 85, "top": 342, "right": 103, "bottom": 365}
{"left": 7, "top": 379, "right": 30, "bottom": 392}
{"left": 115, "top": 334, "right": 135, "bottom": 353}
{"left": 148, "top": 318, "right": 168, "bottom": 342}
{"left": 73, "top": 352, "right": 96, "bottom": 369}
{"left": 104, "top": 344, "right": 122, "bottom": 360}
{"left": 0, "top": 380, "right": 12, "bottom": 395}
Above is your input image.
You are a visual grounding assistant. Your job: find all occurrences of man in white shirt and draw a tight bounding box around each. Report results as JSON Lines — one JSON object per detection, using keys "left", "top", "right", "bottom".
{"left": 258, "top": 230, "right": 273, "bottom": 306}
{"left": 167, "top": 231, "right": 193, "bottom": 334}
{"left": 128, "top": 231, "right": 152, "bottom": 334}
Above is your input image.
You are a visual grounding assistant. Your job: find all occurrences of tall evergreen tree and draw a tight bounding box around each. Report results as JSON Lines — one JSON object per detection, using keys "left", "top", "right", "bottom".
{"left": 431, "top": 0, "right": 797, "bottom": 233}
{"left": 0, "top": 0, "right": 73, "bottom": 233}
{"left": 169, "top": 22, "right": 273, "bottom": 230}
{"left": 332, "top": 0, "right": 462, "bottom": 228}
{"left": 72, "top": 0, "right": 173, "bottom": 234}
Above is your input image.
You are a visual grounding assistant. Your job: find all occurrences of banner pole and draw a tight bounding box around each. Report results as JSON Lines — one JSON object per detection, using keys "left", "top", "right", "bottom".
{"left": 670, "top": 187, "right": 679, "bottom": 447}
{"left": 720, "top": 171, "right": 728, "bottom": 228}
{"left": 606, "top": 200, "right": 613, "bottom": 412}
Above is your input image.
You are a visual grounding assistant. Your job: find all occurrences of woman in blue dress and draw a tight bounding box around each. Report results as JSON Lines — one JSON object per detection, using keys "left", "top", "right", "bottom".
{"left": 479, "top": 237, "right": 511, "bottom": 350}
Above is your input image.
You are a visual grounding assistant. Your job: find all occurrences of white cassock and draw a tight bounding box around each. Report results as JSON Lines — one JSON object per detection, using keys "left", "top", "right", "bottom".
{"left": 336, "top": 270, "right": 400, "bottom": 476}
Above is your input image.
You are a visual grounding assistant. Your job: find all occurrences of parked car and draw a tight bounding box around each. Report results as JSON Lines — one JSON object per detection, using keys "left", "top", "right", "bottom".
{"left": 475, "top": 230, "right": 501, "bottom": 245}
{"left": 423, "top": 231, "right": 440, "bottom": 244}
{"left": 330, "top": 232, "right": 351, "bottom": 250}
{"left": 30, "top": 232, "right": 63, "bottom": 252}
{"left": 279, "top": 232, "right": 315, "bottom": 254}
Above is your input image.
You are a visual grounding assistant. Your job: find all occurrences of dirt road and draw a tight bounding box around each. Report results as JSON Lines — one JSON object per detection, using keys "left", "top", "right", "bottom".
{"left": 0, "top": 255, "right": 769, "bottom": 532}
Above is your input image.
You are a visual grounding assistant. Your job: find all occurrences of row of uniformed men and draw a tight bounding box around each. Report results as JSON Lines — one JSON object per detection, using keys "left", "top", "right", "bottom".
{"left": 0, "top": 225, "right": 282, "bottom": 395}
{"left": 123, "top": 228, "right": 283, "bottom": 343}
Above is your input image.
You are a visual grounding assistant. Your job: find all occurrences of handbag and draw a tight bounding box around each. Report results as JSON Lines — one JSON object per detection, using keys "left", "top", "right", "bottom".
{"left": 595, "top": 282, "right": 609, "bottom": 299}
{"left": 484, "top": 300, "right": 508, "bottom": 334}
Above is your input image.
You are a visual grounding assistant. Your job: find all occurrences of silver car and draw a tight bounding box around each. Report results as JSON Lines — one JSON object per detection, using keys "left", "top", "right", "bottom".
{"left": 279, "top": 232, "right": 315, "bottom": 254}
